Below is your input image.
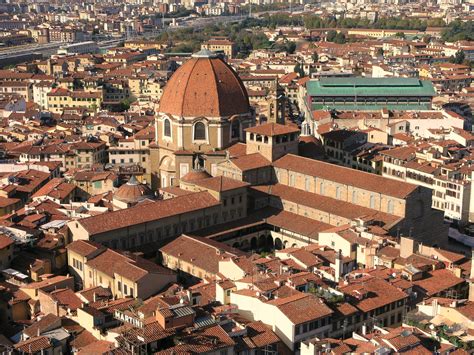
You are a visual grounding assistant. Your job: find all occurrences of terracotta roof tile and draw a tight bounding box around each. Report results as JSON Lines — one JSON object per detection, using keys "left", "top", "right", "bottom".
{"left": 66, "top": 240, "right": 103, "bottom": 257}
{"left": 0, "top": 234, "right": 14, "bottom": 249}
{"left": 86, "top": 248, "right": 173, "bottom": 282}
{"left": 273, "top": 154, "right": 418, "bottom": 199}
{"left": 246, "top": 123, "right": 299, "bottom": 136}
{"left": 340, "top": 277, "right": 408, "bottom": 313}
{"left": 23, "top": 313, "right": 61, "bottom": 338}
{"left": 77, "top": 340, "right": 116, "bottom": 355}
{"left": 14, "top": 336, "right": 52, "bottom": 353}
{"left": 193, "top": 176, "right": 249, "bottom": 192}
{"left": 77, "top": 191, "right": 220, "bottom": 236}
{"left": 253, "top": 184, "right": 401, "bottom": 229}
{"left": 267, "top": 293, "right": 333, "bottom": 324}
{"left": 160, "top": 235, "right": 246, "bottom": 275}
{"left": 31, "top": 178, "right": 75, "bottom": 200}
{"left": 155, "top": 324, "right": 235, "bottom": 354}
{"left": 413, "top": 268, "right": 465, "bottom": 297}
{"left": 228, "top": 153, "right": 271, "bottom": 171}
{"left": 266, "top": 210, "right": 332, "bottom": 240}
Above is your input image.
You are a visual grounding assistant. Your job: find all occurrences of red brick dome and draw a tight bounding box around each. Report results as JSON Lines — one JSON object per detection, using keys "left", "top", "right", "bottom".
{"left": 114, "top": 176, "right": 154, "bottom": 204}
{"left": 159, "top": 50, "right": 250, "bottom": 117}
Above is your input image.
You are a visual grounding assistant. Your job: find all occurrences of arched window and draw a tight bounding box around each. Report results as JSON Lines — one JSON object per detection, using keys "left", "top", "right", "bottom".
{"left": 352, "top": 190, "right": 357, "bottom": 203}
{"left": 194, "top": 122, "right": 206, "bottom": 140}
{"left": 163, "top": 119, "right": 171, "bottom": 137}
{"left": 370, "top": 194, "right": 375, "bottom": 209}
{"left": 336, "top": 186, "right": 341, "bottom": 199}
{"left": 231, "top": 120, "right": 241, "bottom": 139}
{"left": 387, "top": 200, "right": 394, "bottom": 214}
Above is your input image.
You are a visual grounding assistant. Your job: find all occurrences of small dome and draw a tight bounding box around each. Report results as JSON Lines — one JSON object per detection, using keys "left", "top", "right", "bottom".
{"left": 114, "top": 176, "right": 154, "bottom": 204}
{"left": 159, "top": 50, "right": 250, "bottom": 117}
{"left": 181, "top": 170, "right": 211, "bottom": 183}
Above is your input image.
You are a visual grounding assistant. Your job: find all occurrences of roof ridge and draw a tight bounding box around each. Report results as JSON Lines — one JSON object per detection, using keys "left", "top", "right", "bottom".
{"left": 178, "top": 58, "right": 200, "bottom": 118}
{"left": 208, "top": 57, "right": 223, "bottom": 117}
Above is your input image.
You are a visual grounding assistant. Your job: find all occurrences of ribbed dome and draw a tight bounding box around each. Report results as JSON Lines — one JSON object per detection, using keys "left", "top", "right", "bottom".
{"left": 159, "top": 50, "right": 250, "bottom": 117}
{"left": 181, "top": 170, "right": 211, "bottom": 183}
{"left": 114, "top": 176, "right": 154, "bottom": 204}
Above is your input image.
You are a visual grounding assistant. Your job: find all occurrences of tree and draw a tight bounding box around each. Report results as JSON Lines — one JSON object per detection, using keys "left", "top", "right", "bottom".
{"left": 334, "top": 32, "right": 346, "bottom": 44}
{"left": 326, "top": 30, "right": 346, "bottom": 44}
{"left": 450, "top": 50, "right": 466, "bottom": 64}
{"left": 395, "top": 32, "right": 405, "bottom": 39}
{"left": 286, "top": 41, "right": 296, "bottom": 54}
{"left": 326, "top": 30, "right": 337, "bottom": 42}
{"left": 312, "top": 52, "right": 319, "bottom": 63}
{"left": 294, "top": 62, "right": 305, "bottom": 77}
{"left": 442, "top": 20, "right": 474, "bottom": 42}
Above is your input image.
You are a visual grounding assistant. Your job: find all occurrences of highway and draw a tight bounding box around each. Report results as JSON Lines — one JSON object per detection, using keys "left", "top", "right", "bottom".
{"left": 0, "top": 9, "right": 303, "bottom": 65}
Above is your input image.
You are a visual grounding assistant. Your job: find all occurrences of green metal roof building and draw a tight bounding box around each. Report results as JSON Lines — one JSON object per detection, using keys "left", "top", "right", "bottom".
{"left": 306, "top": 78, "right": 436, "bottom": 111}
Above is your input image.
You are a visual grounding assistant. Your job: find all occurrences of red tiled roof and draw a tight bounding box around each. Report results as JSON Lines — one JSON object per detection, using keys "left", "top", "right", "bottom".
{"left": 0, "top": 196, "right": 20, "bottom": 208}
{"left": 340, "top": 277, "right": 408, "bottom": 313}
{"left": 73, "top": 171, "right": 116, "bottom": 182}
{"left": 66, "top": 240, "right": 103, "bottom": 257}
{"left": 245, "top": 122, "right": 299, "bottom": 136}
{"left": 48, "top": 288, "right": 83, "bottom": 310}
{"left": 70, "top": 330, "right": 97, "bottom": 351}
{"left": 32, "top": 178, "right": 75, "bottom": 200}
{"left": 273, "top": 154, "right": 418, "bottom": 199}
{"left": 160, "top": 235, "right": 246, "bottom": 275}
{"left": 253, "top": 184, "right": 401, "bottom": 229}
{"left": 86, "top": 248, "right": 174, "bottom": 282}
{"left": 413, "top": 268, "right": 465, "bottom": 297}
{"left": 227, "top": 142, "right": 247, "bottom": 158}
{"left": 0, "top": 234, "right": 13, "bottom": 249}
{"left": 240, "top": 321, "right": 281, "bottom": 348}
{"left": 23, "top": 313, "right": 61, "bottom": 338}
{"left": 155, "top": 324, "right": 235, "bottom": 354}
{"left": 268, "top": 293, "right": 333, "bottom": 324}
{"left": 228, "top": 153, "right": 271, "bottom": 171}
{"left": 193, "top": 176, "right": 249, "bottom": 192}
{"left": 77, "top": 340, "right": 116, "bottom": 355}
{"left": 14, "top": 336, "right": 52, "bottom": 353}
{"left": 266, "top": 210, "right": 332, "bottom": 240}
{"left": 76, "top": 286, "right": 112, "bottom": 303}
{"left": 78, "top": 191, "right": 220, "bottom": 235}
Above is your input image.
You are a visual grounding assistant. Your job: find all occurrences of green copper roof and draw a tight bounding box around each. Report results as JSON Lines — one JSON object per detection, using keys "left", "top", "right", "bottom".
{"left": 311, "top": 103, "right": 432, "bottom": 110}
{"left": 307, "top": 78, "right": 436, "bottom": 97}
